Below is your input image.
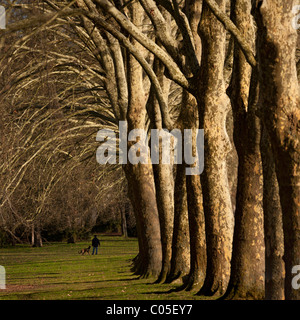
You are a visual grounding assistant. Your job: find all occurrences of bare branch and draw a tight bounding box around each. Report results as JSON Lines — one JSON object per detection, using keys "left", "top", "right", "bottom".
{"left": 93, "top": 0, "right": 189, "bottom": 89}
{"left": 204, "top": 0, "right": 257, "bottom": 68}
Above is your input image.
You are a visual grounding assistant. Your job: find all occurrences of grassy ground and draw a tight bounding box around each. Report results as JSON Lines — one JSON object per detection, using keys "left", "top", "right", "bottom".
{"left": 0, "top": 236, "right": 203, "bottom": 300}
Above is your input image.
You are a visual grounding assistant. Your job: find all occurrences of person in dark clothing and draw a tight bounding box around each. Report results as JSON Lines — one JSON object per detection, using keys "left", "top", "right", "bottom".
{"left": 92, "top": 235, "right": 100, "bottom": 255}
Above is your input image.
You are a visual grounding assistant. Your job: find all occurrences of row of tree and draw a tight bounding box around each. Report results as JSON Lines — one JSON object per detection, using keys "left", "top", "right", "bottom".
{"left": 0, "top": 0, "right": 299, "bottom": 300}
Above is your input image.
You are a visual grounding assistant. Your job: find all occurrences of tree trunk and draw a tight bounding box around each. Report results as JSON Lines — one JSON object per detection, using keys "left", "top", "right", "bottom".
{"left": 67, "top": 233, "right": 76, "bottom": 244}
{"left": 223, "top": 108, "right": 264, "bottom": 299}
{"left": 149, "top": 57, "right": 174, "bottom": 284}
{"left": 32, "top": 224, "right": 43, "bottom": 247}
{"left": 166, "top": 163, "right": 190, "bottom": 283}
{"left": 197, "top": 0, "right": 234, "bottom": 297}
{"left": 31, "top": 224, "right": 35, "bottom": 246}
{"left": 223, "top": 0, "right": 265, "bottom": 300}
{"left": 185, "top": 173, "right": 206, "bottom": 291}
{"left": 125, "top": 1, "right": 162, "bottom": 278}
{"left": 124, "top": 163, "right": 162, "bottom": 278}
{"left": 120, "top": 206, "right": 128, "bottom": 238}
{"left": 153, "top": 162, "right": 174, "bottom": 283}
{"left": 126, "top": 173, "right": 147, "bottom": 275}
{"left": 253, "top": 0, "right": 300, "bottom": 300}
{"left": 181, "top": 91, "right": 206, "bottom": 291}
{"left": 261, "top": 126, "right": 285, "bottom": 300}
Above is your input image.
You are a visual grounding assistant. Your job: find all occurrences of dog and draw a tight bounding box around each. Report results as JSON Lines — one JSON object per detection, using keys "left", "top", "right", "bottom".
{"left": 78, "top": 246, "right": 91, "bottom": 255}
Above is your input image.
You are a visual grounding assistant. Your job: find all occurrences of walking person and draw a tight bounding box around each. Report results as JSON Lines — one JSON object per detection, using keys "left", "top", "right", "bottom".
{"left": 92, "top": 235, "right": 100, "bottom": 255}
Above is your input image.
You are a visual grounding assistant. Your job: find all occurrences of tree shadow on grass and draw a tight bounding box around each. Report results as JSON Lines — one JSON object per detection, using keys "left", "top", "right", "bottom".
{"left": 140, "top": 283, "right": 185, "bottom": 295}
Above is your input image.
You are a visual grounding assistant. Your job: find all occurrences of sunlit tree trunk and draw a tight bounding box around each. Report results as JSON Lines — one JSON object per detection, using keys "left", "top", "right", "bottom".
{"left": 223, "top": 0, "right": 264, "bottom": 300}
{"left": 153, "top": 161, "right": 174, "bottom": 283}
{"left": 125, "top": 162, "right": 162, "bottom": 277}
{"left": 182, "top": 91, "right": 206, "bottom": 291}
{"left": 146, "top": 56, "right": 174, "bottom": 283}
{"left": 254, "top": 0, "right": 300, "bottom": 300}
{"left": 197, "top": 0, "right": 234, "bottom": 297}
{"left": 125, "top": 2, "right": 162, "bottom": 278}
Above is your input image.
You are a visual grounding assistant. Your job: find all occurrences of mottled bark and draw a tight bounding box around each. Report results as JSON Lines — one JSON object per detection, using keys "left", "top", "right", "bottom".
{"left": 124, "top": 162, "right": 162, "bottom": 277}
{"left": 223, "top": 108, "right": 264, "bottom": 299}
{"left": 126, "top": 176, "right": 146, "bottom": 275}
{"left": 167, "top": 0, "right": 206, "bottom": 290}
{"left": 185, "top": 173, "right": 206, "bottom": 290}
{"left": 182, "top": 92, "right": 206, "bottom": 291}
{"left": 153, "top": 162, "right": 174, "bottom": 283}
{"left": 166, "top": 163, "right": 190, "bottom": 283}
{"left": 223, "top": 0, "right": 264, "bottom": 300}
{"left": 261, "top": 126, "right": 285, "bottom": 300}
{"left": 125, "top": 2, "right": 162, "bottom": 278}
{"left": 197, "top": 0, "right": 234, "bottom": 297}
{"left": 253, "top": 0, "right": 300, "bottom": 300}
{"left": 147, "top": 57, "right": 174, "bottom": 283}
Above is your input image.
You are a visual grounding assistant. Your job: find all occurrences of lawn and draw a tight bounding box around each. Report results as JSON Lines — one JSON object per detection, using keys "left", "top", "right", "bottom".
{"left": 0, "top": 236, "right": 202, "bottom": 300}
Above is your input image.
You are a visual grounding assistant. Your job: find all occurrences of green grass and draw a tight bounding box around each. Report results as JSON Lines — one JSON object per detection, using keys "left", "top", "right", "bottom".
{"left": 0, "top": 236, "right": 202, "bottom": 300}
